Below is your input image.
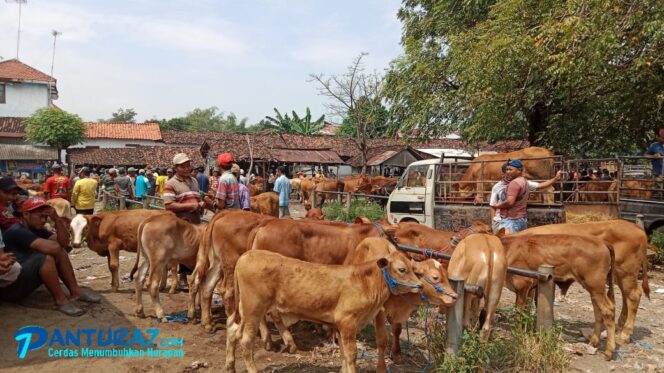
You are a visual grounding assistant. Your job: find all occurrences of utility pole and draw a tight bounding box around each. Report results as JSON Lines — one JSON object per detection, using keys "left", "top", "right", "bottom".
{"left": 51, "top": 30, "right": 61, "bottom": 76}
{"left": 6, "top": 0, "right": 28, "bottom": 59}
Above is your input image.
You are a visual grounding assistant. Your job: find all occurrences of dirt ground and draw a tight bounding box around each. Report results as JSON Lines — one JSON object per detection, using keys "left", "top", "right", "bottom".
{"left": 2, "top": 205, "right": 664, "bottom": 372}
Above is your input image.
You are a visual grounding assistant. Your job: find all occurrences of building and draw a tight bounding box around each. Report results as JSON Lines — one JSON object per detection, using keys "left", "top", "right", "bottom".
{"left": 0, "top": 144, "right": 58, "bottom": 181}
{"left": 70, "top": 122, "right": 164, "bottom": 149}
{"left": 0, "top": 59, "right": 58, "bottom": 117}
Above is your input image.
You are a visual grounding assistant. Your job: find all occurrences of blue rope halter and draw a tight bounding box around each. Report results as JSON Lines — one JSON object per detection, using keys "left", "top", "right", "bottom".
{"left": 381, "top": 267, "right": 422, "bottom": 295}
{"left": 421, "top": 275, "right": 456, "bottom": 297}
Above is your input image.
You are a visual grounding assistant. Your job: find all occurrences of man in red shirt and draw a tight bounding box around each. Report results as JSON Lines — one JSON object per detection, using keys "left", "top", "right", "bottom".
{"left": 43, "top": 164, "right": 70, "bottom": 200}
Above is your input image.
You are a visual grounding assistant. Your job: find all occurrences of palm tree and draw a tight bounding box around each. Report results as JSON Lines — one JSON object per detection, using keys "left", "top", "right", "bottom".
{"left": 264, "top": 107, "right": 325, "bottom": 135}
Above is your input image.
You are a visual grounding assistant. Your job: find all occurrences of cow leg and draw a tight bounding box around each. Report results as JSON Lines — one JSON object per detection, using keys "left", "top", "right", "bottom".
{"left": 159, "top": 265, "right": 169, "bottom": 292}
{"left": 240, "top": 315, "right": 262, "bottom": 373}
{"left": 168, "top": 261, "right": 178, "bottom": 294}
{"left": 338, "top": 319, "right": 358, "bottom": 373}
{"left": 188, "top": 265, "right": 201, "bottom": 320}
{"left": 462, "top": 294, "right": 475, "bottom": 330}
{"left": 374, "top": 311, "right": 388, "bottom": 373}
{"left": 271, "top": 312, "right": 297, "bottom": 353}
{"left": 225, "top": 313, "right": 242, "bottom": 373}
{"left": 616, "top": 271, "right": 641, "bottom": 344}
{"left": 108, "top": 241, "right": 121, "bottom": 291}
{"left": 148, "top": 260, "right": 167, "bottom": 321}
{"left": 258, "top": 317, "right": 273, "bottom": 351}
{"left": 201, "top": 262, "right": 224, "bottom": 331}
{"left": 390, "top": 322, "right": 403, "bottom": 363}
{"left": 589, "top": 292, "right": 616, "bottom": 360}
{"left": 134, "top": 253, "right": 149, "bottom": 318}
{"left": 542, "top": 186, "right": 555, "bottom": 205}
{"left": 480, "top": 282, "right": 503, "bottom": 343}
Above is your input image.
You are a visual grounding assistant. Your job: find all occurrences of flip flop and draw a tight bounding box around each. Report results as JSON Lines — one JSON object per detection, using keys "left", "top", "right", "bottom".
{"left": 76, "top": 293, "right": 102, "bottom": 303}
{"left": 58, "top": 303, "right": 85, "bottom": 317}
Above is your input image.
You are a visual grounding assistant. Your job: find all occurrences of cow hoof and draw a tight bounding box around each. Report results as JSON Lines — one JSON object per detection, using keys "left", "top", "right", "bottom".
{"left": 391, "top": 353, "right": 403, "bottom": 364}
{"left": 618, "top": 334, "right": 631, "bottom": 345}
{"left": 604, "top": 350, "right": 614, "bottom": 361}
{"left": 112, "top": 286, "right": 119, "bottom": 293}
{"left": 264, "top": 341, "right": 274, "bottom": 351}
{"left": 279, "top": 343, "right": 297, "bottom": 354}
{"left": 589, "top": 337, "right": 600, "bottom": 347}
{"left": 204, "top": 324, "right": 213, "bottom": 333}
{"left": 136, "top": 310, "right": 145, "bottom": 319}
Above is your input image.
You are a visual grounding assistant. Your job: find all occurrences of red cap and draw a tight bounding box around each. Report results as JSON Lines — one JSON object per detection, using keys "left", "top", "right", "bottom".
{"left": 22, "top": 197, "right": 50, "bottom": 212}
{"left": 659, "top": 129, "right": 664, "bottom": 138}
{"left": 216, "top": 152, "right": 234, "bottom": 167}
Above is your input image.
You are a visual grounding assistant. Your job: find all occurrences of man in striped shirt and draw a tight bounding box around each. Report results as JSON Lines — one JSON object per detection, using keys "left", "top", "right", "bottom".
{"left": 214, "top": 153, "right": 241, "bottom": 211}
{"left": 163, "top": 153, "right": 204, "bottom": 290}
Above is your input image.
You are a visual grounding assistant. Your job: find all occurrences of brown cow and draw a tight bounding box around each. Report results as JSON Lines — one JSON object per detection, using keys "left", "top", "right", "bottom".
{"left": 369, "top": 176, "right": 398, "bottom": 195}
{"left": 290, "top": 177, "right": 302, "bottom": 202}
{"left": 225, "top": 249, "right": 422, "bottom": 373}
{"left": 248, "top": 176, "right": 265, "bottom": 196}
{"left": 621, "top": 179, "right": 653, "bottom": 200}
{"left": 70, "top": 209, "right": 172, "bottom": 291}
{"left": 501, "top": 234, "right": 616, "bottom": 358}
{"left": 134, "top": 213, "right": 206, "bottom": 321}
{"left": 250, "top": 191, "right": 278, "bottom": 216}
{"left": 343, "top": 174, "right": 372, "bottom": 194}
{"left": 313, "top": 179, "right": 344, "bottom": 207}
{"left": 47, "top": 198, "right": 73, "bottom": 218}
{"left": 345, "top": 237, "right": 457, "bottom": 372}
{"left": 448, "top": 233, "right": 507, "bottom": 342}
{"left": 304, "top": 207, "right": 325, "bottom": 220}
{"left": 514, "top": 219, "right": 650, "bottom": 343}
{"left": 456, "top": 147, "right": 555, "bottom": 203}
{"left": 578, "top": 180, "right": 616, "bottom": 202}
{"left": 192, "top": 210, "right": 275, "bottom": 329}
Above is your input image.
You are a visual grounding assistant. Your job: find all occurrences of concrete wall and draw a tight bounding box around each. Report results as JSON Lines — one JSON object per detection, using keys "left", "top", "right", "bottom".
{"left": 0, "top": 82, "right": 50, "bottom": 117}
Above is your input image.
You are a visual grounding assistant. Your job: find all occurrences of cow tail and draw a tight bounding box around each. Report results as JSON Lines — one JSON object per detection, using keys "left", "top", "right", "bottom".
{"left": 232, "top": 266, "right": 241, "bottom": 324}
{"left": 606, "top": 244, "right": 615, "bottom": 303}
{"left": 246, "top": 225, "right": 260, "bottom": 253}
{"left": 479, "top": 250, "right": 494, "bottom": 328}
{"left": 196, "top": 219, "right": 215, "bottom": 279}
{"left": 641, "top": 240, "right": 651, "bottom": 300}
{"left": 131, "top": 219, "right": 148, "bottom": 281}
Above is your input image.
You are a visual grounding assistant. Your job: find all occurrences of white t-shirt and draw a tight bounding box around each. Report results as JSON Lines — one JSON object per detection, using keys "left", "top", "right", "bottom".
{"left": 490, "top": 180, "right": 538, "bottom": 221}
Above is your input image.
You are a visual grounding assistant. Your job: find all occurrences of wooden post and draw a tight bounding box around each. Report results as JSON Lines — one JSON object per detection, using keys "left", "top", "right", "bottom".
{"left": 312, "top": 190, "right": 318, "bottom": 209}
{"left": 536, "top": 264, "right": 555, "bottom": 331}
{"left": 119, "top": 196, "right": 126, "bottom": 210}
{"left": 345, "top": 192, "right": 352, "bottom": 211}
{"left": 446, "top": 277, "right": 465, "bottom": 356}
{"left": 142, "top": 197, "right": 149, "bottom": 210}
{"left": 102, "top": 191, "right": 108, "bottom": 210}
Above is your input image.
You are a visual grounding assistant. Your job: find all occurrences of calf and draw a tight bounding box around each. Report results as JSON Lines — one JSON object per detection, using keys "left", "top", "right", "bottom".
{"left": 134, "top": 213, "right": 206, "bottom": 321}
{"left": 225, "top": 249, "right": 422, "bottom": 373}
{"left": 501, "top": 234, "right": 616, "bottom": 358}
{"left": 515, "top": 219, "right": 649, "bottom": 343}
{"left": 250, "top": 191, "right": 278, "bottom": 216}
{"left": 346, "top": 237, "right": 457, "bottom": 372}
{"left": 70, "top": 209, "right": 171, "bottom": 291}
{"left": 448, "top": 233, "right": 507, "bottom": 342}
{"left": 47, "top": 197, "right": 73, "bottom": 218}
{"left": 304, "top": 207, "right": 324, "bottom": 220}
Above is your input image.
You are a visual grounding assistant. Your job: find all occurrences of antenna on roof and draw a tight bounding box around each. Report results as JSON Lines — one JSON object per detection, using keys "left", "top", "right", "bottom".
{"left": 50, "top": 30, "right": 62, "bottom": 76}
{"left": 6, "top": 0, "right": 27, "bottom": 59}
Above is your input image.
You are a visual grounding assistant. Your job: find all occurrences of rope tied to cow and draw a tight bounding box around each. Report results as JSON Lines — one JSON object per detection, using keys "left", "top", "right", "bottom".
{"left": 381, "top": 267, "right": 423, "bottom": 295}
{"left": 421, "top": 275, "right": 456, "bottom": 298}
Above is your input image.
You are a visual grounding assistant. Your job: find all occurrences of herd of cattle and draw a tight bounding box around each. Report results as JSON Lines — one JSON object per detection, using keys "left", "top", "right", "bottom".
{"left": 60, "top": 204, "right": 650, "bottom": 372}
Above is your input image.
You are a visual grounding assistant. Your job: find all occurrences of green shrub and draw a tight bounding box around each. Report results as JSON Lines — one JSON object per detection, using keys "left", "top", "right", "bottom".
{"left": 649, "top": 231, "right": 664, "bottom": 264}
{"left": 321, "top": 200, "right": 385, "bottom": 222}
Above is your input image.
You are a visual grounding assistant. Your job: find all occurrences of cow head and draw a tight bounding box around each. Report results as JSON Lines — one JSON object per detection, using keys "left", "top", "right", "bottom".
{"left": 377, "top": 251, "right": 422, "bottom": 295}
{"left": 304, "top": 200, "right": 312, "bottom": 211}
{"left": 413, "top": 259, "right": 457, "bottom": 306}
{"left": 71, "top": 214, "right": 106, "bottom": 255}
{"left": 305, "top": 208, "right": 325, "bottom": 220}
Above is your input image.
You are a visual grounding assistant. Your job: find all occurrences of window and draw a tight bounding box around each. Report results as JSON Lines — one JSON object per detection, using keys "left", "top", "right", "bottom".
{"left": 403, "top": 164, "right": 429, "bottom": 187}
{"left": 0, "top": 84, "right": 5, "bottom": 104}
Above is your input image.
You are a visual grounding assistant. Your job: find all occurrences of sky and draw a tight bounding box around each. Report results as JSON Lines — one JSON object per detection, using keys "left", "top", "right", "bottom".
{"left": 0, "top": 0, "right": 404, "bottom": 124}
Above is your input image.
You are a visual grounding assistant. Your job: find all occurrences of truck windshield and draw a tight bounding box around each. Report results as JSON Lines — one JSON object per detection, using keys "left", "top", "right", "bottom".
{"left": 403, "top": 165, "right": 429, "bottom": 187}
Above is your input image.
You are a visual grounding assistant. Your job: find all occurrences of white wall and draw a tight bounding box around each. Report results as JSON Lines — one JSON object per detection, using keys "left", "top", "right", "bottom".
{"left": 69, "top": 139, "right": 166, "bottom": 148}
{"left": 0, "top": 82, "right": 50, "bottom": 117}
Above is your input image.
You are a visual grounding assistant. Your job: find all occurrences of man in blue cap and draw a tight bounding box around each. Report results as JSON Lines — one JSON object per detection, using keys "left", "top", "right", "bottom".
{"left": 492, "top": 159, "right": 529, "bottom": 234}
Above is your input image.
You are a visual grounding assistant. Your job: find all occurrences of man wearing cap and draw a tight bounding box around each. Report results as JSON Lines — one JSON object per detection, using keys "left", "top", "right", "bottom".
{"left": 214, "top": 153, "right": 241, "bottom": 211}
{"left": 646, "top": 129, "right": 664, "bottom": 197}
{"left": 43, "top": 164, "right": 70, "bottom": 201}
{"left": 231, "top": 164, "right": 251, "bottom": 211}
{"left": 164, "top": 153, "right": 205, "bottom": 291}
{"left": 71, "top": 168, "right": 98, "bottom": 215}
{"left": 1, "top": 197, "right": 100, "bottom": 316}
{"left": 0, "top": 178, "right": 21, "bottom": 231}
{"left": 135, "top": 169, "right": 150, "bottom": 201}
{"left": 274, "top": 166, "right": 292, "bottom": 218}
{"left": 239, "top": 169, "right": 247, "bottom": 186}
{"left": 492, "top": 160, "right": 530, "bottom": 234}
{"left": 196, "top": 166, "right": 209, "bottom": 196}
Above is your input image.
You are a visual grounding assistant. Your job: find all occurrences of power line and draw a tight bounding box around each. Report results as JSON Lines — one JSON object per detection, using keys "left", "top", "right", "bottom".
{"left": 51, "top": 30, "right": 62, "bottom": 76}
{"left": 6, "top": 0, "right": 28, "bottom": 59}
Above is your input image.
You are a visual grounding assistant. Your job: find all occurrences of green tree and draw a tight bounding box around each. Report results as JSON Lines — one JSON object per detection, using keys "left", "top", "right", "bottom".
{"left": 100, "top": 108, "right": 138, "bottom": 123}
{"left": 337, "top": 97, "right": 389, "bottom": 137}
{"left": 25, "top": 108, "right": 86, "bottom": 163}
{"left": 384, "top": 0, "right": 664, "bottom": 157}
{"left": 157, "top": 107, "right": 250, "bottom": 132}
{"left": 264, "top": 107, "right": 325, "bottom": 135}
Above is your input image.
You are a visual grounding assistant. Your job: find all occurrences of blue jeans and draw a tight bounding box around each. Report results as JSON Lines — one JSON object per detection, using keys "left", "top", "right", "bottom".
{"left": 498, "top": 217, "right": 528, "bottom": 234}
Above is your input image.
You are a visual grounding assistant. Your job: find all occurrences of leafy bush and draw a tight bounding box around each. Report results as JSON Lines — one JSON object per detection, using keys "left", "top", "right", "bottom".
{"left": 650, "top": 231, "right": 664, "bottom": 264}
{"left": 322, "top": 200, "right": 385, "bottom": 222}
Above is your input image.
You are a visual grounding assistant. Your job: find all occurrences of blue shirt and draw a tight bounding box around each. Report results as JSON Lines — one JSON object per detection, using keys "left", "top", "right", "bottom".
{"left": 646, "top": 142, "right": 664, "bottom": 176}
{"left": 196, "top": 172, "right": 209, "bottom": 194}
{"left": 135, "top": 175, "right": 150, "bottom": 198}
{"left": 273, "top": 175, "right": 291, "bottom": 207}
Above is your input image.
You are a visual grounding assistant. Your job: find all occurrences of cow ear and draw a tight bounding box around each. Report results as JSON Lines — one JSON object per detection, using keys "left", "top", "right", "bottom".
{"left": 411, "top": 260, "right": 424, "bottom": 275}
{"left": 354, "top": 216, "right": 371, "bottom": 224}
{"left": 376, "top": 257, "right": 389, "bottom": 268}
{"left": 495, "top": 228, "right": 507, "bottom": 238}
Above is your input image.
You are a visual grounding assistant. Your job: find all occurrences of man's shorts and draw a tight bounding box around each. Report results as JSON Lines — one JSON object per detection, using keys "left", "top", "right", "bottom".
{"left": 75, "top": 208, "right": 94, "bottom": 215}
{"left": 497, "top": 217, "right": 528, "bottom": 235}
{"left": 279, "top": 206, "right": 290, "bottom": 218}
{"left": 0, "top": 251, "right": 46, "bottom": 301}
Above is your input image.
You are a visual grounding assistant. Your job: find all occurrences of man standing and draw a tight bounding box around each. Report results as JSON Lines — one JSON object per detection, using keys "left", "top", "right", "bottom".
{"left": 239, "top": 169, "right": 248, "bottom": 186}
{"left": 155, "top": 169, "right": 168, "bottom": 197}
{"left": 43, "top": 164, "right": 70, "bottom": 200}
{"left": 114, "top": 168, "right": 134, "bottom": 200}
{"left": 71, "top": 167, "right": 98, "bottom": 215}
{"left": 646, "top": 129, "right": 664, "bottom": 197}
{"left": 134, "top": 169, "right": 150, "bottom": 201}
{"left": 2, "top": 197, "right": 100, "bottom": 315}
{"left": 196, "top": 167, "right": 209, "bottom": 196}
{"left": 232, "top": 164, "right": 251, "bottom": 211}
{"left": 214, "top": 153, "right": 240, "bottom": 211}
{"left": 492, "top": 160, "right": 529, "bottom": 234}
{"left": 273, "top": 166, "right": 291, "bottom": 218}
{"left": 163, "top": 153, "right": 204, "bottom": 290}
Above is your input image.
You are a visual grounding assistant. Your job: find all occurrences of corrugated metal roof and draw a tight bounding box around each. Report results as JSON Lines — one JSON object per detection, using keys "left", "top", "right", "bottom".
{"left": 269, "top": 148, "right": 344, "bottom": 164}
{"left": 0, "top": 145, "right": 58, "bottom": 160}
{"left": 367, "top": 150, "right": 400, "bottom": 166}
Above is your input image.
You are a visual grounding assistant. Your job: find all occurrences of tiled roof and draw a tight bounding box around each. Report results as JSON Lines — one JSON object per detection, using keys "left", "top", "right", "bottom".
{"left": 0, "top": 59, "right": 55, "bottom": 82}
{"left": 68, "top": 146, "right": 204, "bottom": 168}
{"left": 0, "top": 144, "right": 58, "bottom": 160}
{"left": 318, "top": 123, "right": 341, "bottom": 136}
{"left": 85, "top": 123, "right": 163, "bottom": 141}
{"left": 0, "top": 117, "right": 26, "bottom": 137}
{"left": 269, "top": 148, "right": 344, "bottom": 164}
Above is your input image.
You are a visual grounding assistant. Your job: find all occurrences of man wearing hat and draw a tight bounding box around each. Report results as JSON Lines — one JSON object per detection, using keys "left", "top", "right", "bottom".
{"left": 163, "top": 153, "right": 205, "bottom": 291}
{"left": 646, "top": 129, "right": 664, "bottom": 197}
{"left": 492, "top": 159, "right": 530, "bottom": 234}
{"left": 231, "top": 164, "right": 251, "bottom": 211}
{"left": 239, "top": 169, "right": 247, "bottom": 186}
{"left": 71, "top": 167, "right": 98, "bottom": 215}
{"left": 43, "top": 164, "right": 70, "bottom": 201}
{"left": 1, "top": 196, "right": 100, "bottom": 316}
{"left": 214, "top": 153, "right": 240, "bottom": 211}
